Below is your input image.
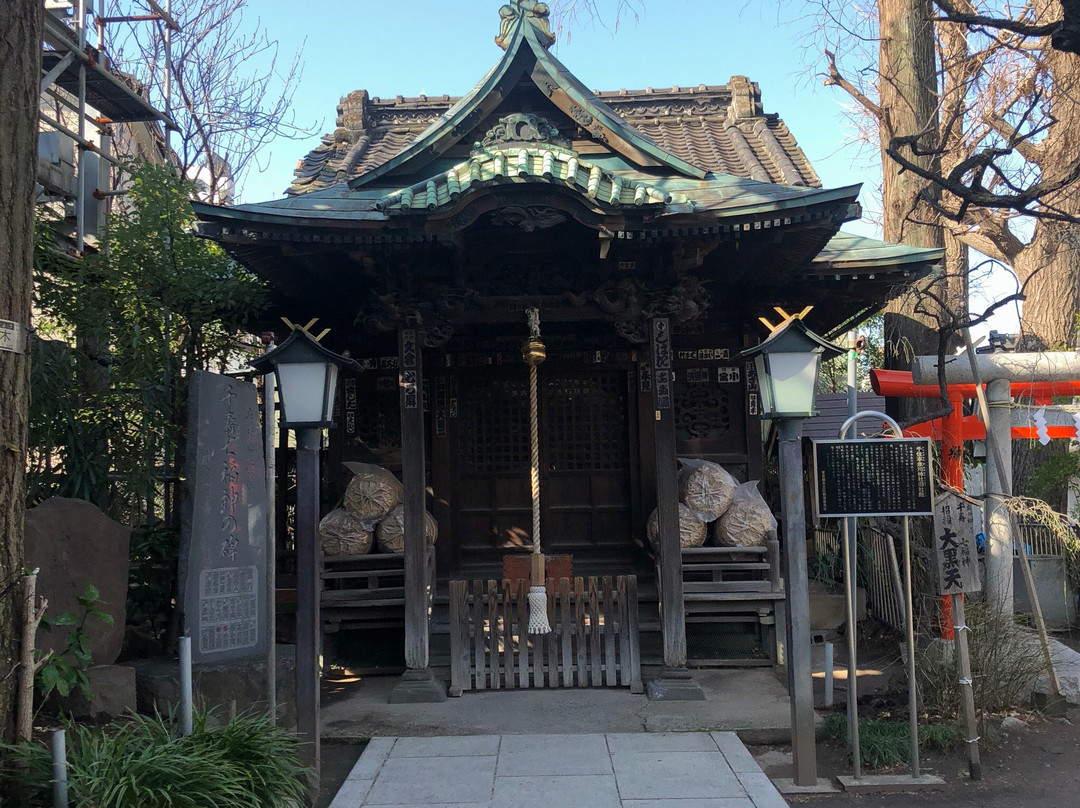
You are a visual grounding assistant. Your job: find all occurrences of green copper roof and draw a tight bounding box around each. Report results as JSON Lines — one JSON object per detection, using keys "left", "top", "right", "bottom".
{"left": 347, "top": 8, "right": 708, "bottom": 189}
{"left": 810, "top": 231, "right": 944, "bottom": 269}
{"left": 374, "top": 146, "right": 687, "bottom": 213}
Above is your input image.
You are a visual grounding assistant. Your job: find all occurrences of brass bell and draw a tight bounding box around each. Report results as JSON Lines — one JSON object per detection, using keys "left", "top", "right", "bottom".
{"left": 522, "top": 336, "right": 546, "bottom": 366}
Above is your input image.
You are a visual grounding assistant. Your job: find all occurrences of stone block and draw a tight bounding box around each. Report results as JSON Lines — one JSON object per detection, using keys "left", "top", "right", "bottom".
{"left": 56, "top": 664, "right": 136, "bottom": 719}
{"left": 809, "top": 581, "right": 865, "bottom": 633}
{"left": 130, "top": 646, "right": 296, "bottom": 728}
{"left": 25, "top": 497, "right": 131, "bottom": 665}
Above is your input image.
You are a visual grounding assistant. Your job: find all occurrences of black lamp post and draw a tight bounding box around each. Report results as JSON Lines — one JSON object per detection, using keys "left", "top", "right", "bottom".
{"left": 740, "top": 316, "right": 842, "bottom": 789}
{"left": 251, "top": 327, "right": 356, "bottom": 777}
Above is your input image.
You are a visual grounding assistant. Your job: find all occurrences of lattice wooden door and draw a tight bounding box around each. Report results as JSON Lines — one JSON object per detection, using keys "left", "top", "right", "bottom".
{"left": 452, "top": 367, "right": 633, "bottom": 563}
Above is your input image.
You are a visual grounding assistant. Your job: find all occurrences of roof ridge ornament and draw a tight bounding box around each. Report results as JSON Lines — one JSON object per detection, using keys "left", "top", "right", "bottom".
{"left": 476, "top": 112, "right": 570, "bottom": 149}
{"left": 496, "top": 1, "right": 556, "bottom": 50}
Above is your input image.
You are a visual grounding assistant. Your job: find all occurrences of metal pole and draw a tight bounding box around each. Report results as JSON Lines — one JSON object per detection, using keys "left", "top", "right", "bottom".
{"left": 844, "top": 330, "right": 861, "bottom": 775}
{"left": 902, "top": 517, "right": 920, "bottom": 778}
{"left": 76, "top": 0, "right": 88, "bottom": 253}
{"left": 824, "top": 641, "right": 834, "bottom": 708}
{"left": 295, "top": 428, "right": 322, "bottom": 774}
{"left": 778, "top": 418, "right": 817, "bottom": 787}
{"left": 264, "top": 343, "right": 278, "bottom": 723}
{"left": 51, "top": 728, "right": 69, "bottom": 808}
{"left": 179, "top": 635, "right": 193, "bottom": 736}
{"left": 952, "top": 593, "right": 981, "bottom": 780}
{"left": 841, "top": 516, "right": 861, "bottom": 777}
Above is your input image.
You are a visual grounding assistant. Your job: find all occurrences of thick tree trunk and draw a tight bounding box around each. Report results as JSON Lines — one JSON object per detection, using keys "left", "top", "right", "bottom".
{"left": 878, "top": 0, "right": 949, "bottom": 423}
{"left": 0, "top": 0, "right": 41, "bottom": 745}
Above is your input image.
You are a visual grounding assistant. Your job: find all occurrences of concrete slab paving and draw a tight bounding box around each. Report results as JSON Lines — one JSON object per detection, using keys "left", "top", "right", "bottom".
{"left": 320, "top": 668, "right": 796, "bottom": 743}
{"left": 327, "top": 732, "right": 790, "bottom": 808}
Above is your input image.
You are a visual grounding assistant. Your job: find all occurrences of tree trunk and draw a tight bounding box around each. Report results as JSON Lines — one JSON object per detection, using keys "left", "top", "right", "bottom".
{"left": 878, "top": 0, "right": 949, "bottom": 422}
{"left": 1009, "top": 28, "right": 1080, "bottom": 507}
{"left": 0, "top": 0, "right": 42, "bottom": 745}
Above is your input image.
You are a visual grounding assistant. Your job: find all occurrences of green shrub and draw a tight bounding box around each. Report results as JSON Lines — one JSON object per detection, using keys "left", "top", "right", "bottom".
{"left": 823, "top": 713, "right": 965, "bottom": 769}
{"left": 0, "top": 711, "right": 310, "bottom": 808}
{"left": 916, "top": 598, "right": 1048, "bottom": 717}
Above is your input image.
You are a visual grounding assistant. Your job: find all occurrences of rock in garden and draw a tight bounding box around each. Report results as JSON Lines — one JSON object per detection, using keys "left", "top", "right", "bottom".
{"left": 375, "top": 504, "right": 438, "bottom": 554}
{"left": 24, "top": 497, "right": 131, "bottom": 665}
{"left": 319, "top": 508, "right": 373, "bottom": 556}
{"left": 1001, "top": 716, "right": 1028, "bottom": 733}
{"left": 647, "top": 503, "right": 707, "bottom": 548}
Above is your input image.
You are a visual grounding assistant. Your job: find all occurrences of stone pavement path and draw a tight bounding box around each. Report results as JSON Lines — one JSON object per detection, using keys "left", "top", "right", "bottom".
{"left": 327, "top": 732, "right": 789, "bottom": 808}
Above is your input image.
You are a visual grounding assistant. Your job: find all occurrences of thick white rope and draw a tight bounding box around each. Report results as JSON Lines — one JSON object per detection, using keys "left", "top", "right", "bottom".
{"left": 525, "top": 307, "right": 550, "bottom": 634}
{"left": 530, "top": 361, "right": 541, "bottom": 556}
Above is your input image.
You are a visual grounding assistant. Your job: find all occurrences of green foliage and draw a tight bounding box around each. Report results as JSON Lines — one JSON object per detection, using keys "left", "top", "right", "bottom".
{"left": 29, "top": 160, "right": 266, "bottom": 519}
{"left": 37, "top": 584, "right": 114, "bottom": 702}
{"left": 0, "top": 710, "right": 311, "bottom": 808}
{"left": 1025, "top": 449, "right": 1080, "bottom": 505}
{"left": 127, "top": 522, "right": 180, "bottom": 642}
{"left": 817, "top": 313, "right": 884, "bottom": 394}
{"left": 822, "top": 713, "right": 965, "bottom": 769}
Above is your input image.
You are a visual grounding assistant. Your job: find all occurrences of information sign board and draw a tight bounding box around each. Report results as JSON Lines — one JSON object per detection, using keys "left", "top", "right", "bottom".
{"left": 812, "top": 437, "right": 934, "bottom": 518}
{"left": 180, "top": 371, "right": 268, "bottom": 663}
{"left": 932, "top": 492, "right": 982, "bottom": 595}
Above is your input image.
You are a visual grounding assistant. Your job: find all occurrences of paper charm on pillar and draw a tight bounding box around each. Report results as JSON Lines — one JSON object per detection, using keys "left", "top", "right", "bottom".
{"left": 523, "top": 307, "right": 551, "bottom": 635}
{"left": 1034, "top": 407, "right": 1050, "bottom": 445}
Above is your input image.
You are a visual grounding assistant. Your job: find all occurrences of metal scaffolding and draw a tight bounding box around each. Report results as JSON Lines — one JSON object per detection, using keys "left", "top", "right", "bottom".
{"left": 38, "top": 1, "right": 177, "bottom": 252}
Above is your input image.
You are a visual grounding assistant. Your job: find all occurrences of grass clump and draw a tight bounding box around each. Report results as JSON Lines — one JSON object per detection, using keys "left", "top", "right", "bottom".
{"left": 0, "top": 710, "right": 311, "bottom": 808}
{"left": 823, "top": 713, "right": 965, "bottom": 770}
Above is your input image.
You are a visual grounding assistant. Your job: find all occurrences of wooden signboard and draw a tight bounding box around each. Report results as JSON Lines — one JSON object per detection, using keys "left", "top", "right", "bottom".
{"left": 812, "top": 438, "right": 934, "bottom": 518}
{"left": 181, "top": 371, "right": 268, "bottom": 663}
{"left": 932, "top": 492, "right": 982, "bottom": 595}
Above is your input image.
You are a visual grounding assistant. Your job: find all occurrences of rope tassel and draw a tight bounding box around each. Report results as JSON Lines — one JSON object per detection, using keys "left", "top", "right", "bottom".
{"left": 523, "top": 307, "right": 551, "bottom": 635}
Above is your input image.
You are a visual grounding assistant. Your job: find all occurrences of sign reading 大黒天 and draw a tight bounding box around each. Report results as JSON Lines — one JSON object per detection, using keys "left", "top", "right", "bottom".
{"left": 812, "top": 438, "right": 934, "bottom": 518}
{"left": 932, "top": 491, "right": 982, "bottom": 596}
{"left": 181, "top": 371, "right": 268, "bottom": 663}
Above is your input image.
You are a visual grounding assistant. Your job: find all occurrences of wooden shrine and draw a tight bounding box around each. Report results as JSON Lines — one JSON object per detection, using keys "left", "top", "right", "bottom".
{"left": 194, "top": 2, "right": 943, "bottom": 699}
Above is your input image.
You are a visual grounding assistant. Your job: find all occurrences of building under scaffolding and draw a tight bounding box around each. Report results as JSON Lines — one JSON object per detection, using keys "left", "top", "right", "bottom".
{"left": 38, "top": 0, "right": 176, "bottom": 252}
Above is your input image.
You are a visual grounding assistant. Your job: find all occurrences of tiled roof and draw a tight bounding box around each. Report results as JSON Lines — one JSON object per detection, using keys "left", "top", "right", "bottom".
{"left": 286, "top": 78, "right": 820, "bottom": 196}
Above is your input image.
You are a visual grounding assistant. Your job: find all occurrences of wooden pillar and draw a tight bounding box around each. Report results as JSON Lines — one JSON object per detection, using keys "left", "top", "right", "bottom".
{"left": 645, "top": 317, "right": 703, "bottom": 700}
{"left": 390, "top": 325, "right": 446, "bottom": 703}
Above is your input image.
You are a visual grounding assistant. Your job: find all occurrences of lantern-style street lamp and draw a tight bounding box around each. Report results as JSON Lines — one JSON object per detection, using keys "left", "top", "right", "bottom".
{"left": 743, "top": 316, "right": 843, "bottom": 420}
{"left": 251, "top": 326, "right": 357, "bottom": 780}
{"left": 740, "top": 315, "right": 842, "bottom": 790}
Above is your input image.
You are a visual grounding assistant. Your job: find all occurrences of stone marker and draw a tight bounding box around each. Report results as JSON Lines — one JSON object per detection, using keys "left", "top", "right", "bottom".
{"left": 24, "top": 497, "right": 131, "bottom": 665}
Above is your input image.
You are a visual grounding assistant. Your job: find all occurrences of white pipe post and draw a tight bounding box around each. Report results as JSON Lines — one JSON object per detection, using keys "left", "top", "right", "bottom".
{"left": 179, "top": 635, "right": 193, "bottom": 736}
{"left": 51, "top": 728, "right": 68, "bottom": 808}
{"left": 824, "top": 641, "right": 834, "bottom": 708}
{"left": 984, "top": 378, "right": 1014, "bottom": 613}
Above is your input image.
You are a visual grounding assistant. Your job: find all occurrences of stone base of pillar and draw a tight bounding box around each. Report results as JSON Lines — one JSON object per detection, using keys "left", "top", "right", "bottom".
{"left": 645, "top": 666, "right": 706, "bottom": 701}
{"left": 389, "top": 667, "right": 448, "bottom": 704}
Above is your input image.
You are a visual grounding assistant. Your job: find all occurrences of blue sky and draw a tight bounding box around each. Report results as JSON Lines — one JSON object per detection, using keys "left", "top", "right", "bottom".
{"left": 237, "top": 1, "right": 1018, "bottom": 337}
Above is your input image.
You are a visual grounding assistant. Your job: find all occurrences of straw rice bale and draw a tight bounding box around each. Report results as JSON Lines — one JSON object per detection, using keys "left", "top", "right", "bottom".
{"left": 319, "top": 508, "right": 373, "bottom": 556}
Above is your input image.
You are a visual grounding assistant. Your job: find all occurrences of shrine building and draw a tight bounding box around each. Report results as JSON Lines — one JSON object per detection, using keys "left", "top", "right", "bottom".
{"left": 193, "top": 3, "right": 941, "bottom": 698}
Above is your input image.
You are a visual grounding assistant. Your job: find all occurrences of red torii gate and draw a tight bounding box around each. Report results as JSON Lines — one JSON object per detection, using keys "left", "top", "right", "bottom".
{"left": 868, "top": 369, "right": 1080, "bottom": 638}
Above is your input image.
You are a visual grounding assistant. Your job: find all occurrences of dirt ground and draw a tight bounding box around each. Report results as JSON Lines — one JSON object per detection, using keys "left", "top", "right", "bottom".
{"left": 754, "top": 708, "right": 1080, "bottom": 807}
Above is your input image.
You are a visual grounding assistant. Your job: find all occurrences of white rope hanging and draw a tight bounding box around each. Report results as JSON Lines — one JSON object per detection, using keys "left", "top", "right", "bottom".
{"left": 524, "top": 307, "right": 551, "bottom": 634}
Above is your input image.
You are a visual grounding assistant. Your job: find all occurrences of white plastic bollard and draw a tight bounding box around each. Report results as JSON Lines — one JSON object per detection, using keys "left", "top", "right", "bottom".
{"left": 824, "top": 641, "right": 834, "bottom": 709}
{"left": 179, "top": 636, "right": 193, "bottom": 736}
{"left": 51, "top": 728, "right": 68, "bottom": 808}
